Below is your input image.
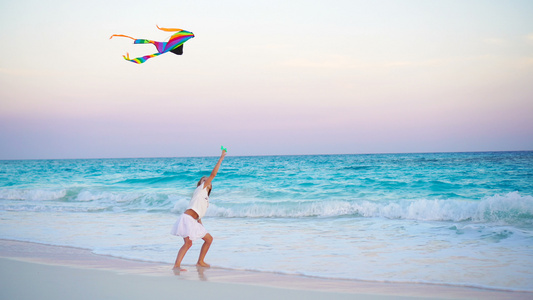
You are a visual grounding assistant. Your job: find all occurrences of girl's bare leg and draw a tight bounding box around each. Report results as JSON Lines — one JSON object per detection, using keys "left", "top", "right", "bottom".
{"left": 197, "top": 233, "right": 213, "bottom": 268}
{"left": 173, "top": 237, "right": 192, "bottom": 271}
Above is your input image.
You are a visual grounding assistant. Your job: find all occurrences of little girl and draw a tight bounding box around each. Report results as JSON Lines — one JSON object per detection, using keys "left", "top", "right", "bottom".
{"left": 171, "top": 149, "right": 226, "bottom": 271}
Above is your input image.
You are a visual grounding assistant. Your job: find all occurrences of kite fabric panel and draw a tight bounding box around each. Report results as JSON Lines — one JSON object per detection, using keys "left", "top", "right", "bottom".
{"left": 110, "top": 25, "right": 194, "bottom": 64}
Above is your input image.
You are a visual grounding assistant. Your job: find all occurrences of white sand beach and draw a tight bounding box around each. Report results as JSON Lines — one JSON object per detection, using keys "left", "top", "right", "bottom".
{"left": 1, "top": 239, "right": 530, "bottom": 300}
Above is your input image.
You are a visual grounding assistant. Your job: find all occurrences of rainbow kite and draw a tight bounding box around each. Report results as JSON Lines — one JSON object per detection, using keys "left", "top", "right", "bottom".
{"left": 110, "top": 25, "right": 195, "bottom": 64}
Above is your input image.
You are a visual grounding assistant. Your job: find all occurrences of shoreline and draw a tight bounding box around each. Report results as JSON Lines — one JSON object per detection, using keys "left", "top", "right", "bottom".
{"left": 1, "top": 239, "right": 531, "bottom": 299}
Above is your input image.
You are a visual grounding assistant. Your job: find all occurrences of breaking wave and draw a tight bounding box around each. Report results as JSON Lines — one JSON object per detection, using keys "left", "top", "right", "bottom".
{"left": 2, "top": 186, "right": 532, "bottom": 226}
{"left": 199, "top": 192, "right": 532, "bottom": 226}
{"left": 0, "top": 188, "right": 67, "bottom": 201}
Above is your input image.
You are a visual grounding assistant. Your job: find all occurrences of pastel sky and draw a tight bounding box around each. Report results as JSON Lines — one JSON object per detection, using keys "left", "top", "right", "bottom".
{"left": 1, "top": 0, "right": 532, "bottom": 159}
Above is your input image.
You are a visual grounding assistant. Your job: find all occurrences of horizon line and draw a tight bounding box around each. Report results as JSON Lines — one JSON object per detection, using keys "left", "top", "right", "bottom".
{"left": 2, "top": 149, "right": 532, "bottom": 162}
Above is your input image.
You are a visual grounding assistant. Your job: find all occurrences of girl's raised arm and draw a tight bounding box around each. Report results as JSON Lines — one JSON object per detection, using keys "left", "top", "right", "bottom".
{"left": 204, "top": 149, "right": 226, "bottom": 187}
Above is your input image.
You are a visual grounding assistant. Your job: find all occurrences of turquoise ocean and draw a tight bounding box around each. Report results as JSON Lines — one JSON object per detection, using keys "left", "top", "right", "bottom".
{"left": 1, "top": 151, "right": 532, "bottom": 291}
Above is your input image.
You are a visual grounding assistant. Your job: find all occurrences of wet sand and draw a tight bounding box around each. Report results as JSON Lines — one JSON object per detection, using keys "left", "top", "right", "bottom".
{"left": 0, "top": 239, "right": 529, "bottom": 300}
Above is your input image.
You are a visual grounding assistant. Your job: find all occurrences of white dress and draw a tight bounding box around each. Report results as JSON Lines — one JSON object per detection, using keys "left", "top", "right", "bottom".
{"left": 170, "top": 183, "right": 209, "bottom": 241}
{"left": 187, "top": 182, "right": 209, "bottom": 219}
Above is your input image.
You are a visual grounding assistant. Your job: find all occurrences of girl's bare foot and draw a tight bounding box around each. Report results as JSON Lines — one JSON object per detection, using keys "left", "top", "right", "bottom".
{"left": 173, "top": 266, "right": 187, "bottom": 272}
{"left": 196, "top": 261, "right": 211, "bottom": 268}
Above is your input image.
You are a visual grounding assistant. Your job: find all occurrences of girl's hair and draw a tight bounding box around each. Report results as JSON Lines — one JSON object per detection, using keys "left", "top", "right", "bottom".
{"left": 197, "top": 176, "right": 207, "bottom": 187}
{"left": 197, "top": 176, "right": 212, "bottom": 196}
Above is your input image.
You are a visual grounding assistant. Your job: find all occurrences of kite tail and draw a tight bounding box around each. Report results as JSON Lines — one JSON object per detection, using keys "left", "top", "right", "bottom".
{"left": 109, "top": 34, "right": 136, "bottom": 40}
{"left": 110, "top": 35, "right": 155, "bottom": 46}
{"left": 110, "top": 35, "right": 163, "bottom": 50}
{"left": 133, "top": 39, "right": 154, "bottom": 44}
{"left": 156, "top": 25, "right": 183, "bottom": 32}
{"left": 123, "top": 52, "right": 163, "bottom": 64}
{"left": 133, "top": 39, "right": 166, "bottom": 53}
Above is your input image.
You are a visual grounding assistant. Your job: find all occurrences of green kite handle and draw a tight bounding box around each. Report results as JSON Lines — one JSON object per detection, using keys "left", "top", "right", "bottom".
{"left": 221, "top": 146, "right": 228, "bottom": 152}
